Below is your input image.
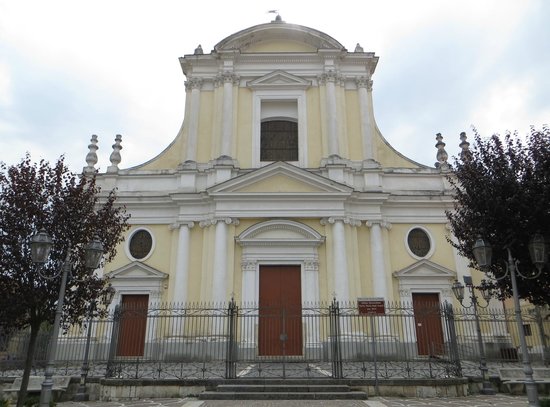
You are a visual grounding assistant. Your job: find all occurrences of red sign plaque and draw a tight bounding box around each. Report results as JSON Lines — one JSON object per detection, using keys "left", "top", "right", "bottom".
{"left": 357, "top": 297, "right": 385, "bottom": 315}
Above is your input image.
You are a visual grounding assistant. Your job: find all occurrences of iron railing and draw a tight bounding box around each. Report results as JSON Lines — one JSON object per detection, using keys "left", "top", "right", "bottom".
{"left": 1, "top": 301, "right": 548, "bottom": 380}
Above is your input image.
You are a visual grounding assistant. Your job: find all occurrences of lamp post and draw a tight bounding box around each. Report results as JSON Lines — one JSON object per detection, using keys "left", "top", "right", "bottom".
{"left": 471, "top": 235, "right": 547, "bottom": 407}
{"left": 73, "top": 283, "right": 115, "bottom": 401}
{"left": 30, "top": 229, "right": 104, "bottom": 407}
{"left": 451, "top": 276, "right": 495, "bottom": 395}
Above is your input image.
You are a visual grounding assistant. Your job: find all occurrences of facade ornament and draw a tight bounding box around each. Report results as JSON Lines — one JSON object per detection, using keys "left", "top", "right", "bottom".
{"left": 184, "top": 77, "right": 203, "bottom": 91}
{"left": 434, "top": 133, "right": 450, "bottom": 171}
{"left": 83, "top": 134, "right": 99, "bottom": 175}
{"left": 194, "top": 44, "right": 203, "bottom": 55}
{"left": 355, "top": 76, "right": 373, "bottom": 91}
{"left": 354, "top": 43, "right": 364, "bottom": 53}
{"left": 107, "top": 134, "right": 122, "bottom": 173}
{"left": 343, "top": 218, "right": 362, "bottom": 227}
{"left": 459, "top": 131, "right": 471, "bottom": 161}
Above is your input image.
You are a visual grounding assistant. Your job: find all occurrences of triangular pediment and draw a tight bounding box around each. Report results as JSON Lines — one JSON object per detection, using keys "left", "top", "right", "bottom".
{"left": 393, "top": 259, "right": 456, "bottom": 279}
{"left": 106, "top": 261, "right": 168, "bottom": 280}
{"left": 247, "top": 70, "right": 311, "bottom": 90}
{"left": 208, "top": 162, "right": 353, "bottom": 195}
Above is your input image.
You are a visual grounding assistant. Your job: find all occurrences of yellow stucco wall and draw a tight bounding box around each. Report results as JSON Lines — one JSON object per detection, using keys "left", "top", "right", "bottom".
{"left": 236, "top": 87, "right": 253, "bottom": 167}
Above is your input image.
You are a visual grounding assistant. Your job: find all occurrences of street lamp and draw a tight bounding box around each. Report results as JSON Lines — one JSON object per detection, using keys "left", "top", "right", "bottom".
{"left": 30, "top": 229, "right": 104, "bottom": 407}
{"left": 472, "top": 235, "right": 547, "bottom": 407}
{"left": 451, "top": 276, "right": 495, "bottom": 395}
{"left": 73, "top": 283, "right": 115, "bottom": 401}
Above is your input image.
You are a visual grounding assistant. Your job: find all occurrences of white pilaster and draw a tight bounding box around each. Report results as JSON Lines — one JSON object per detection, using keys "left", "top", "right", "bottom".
{"left": 321, "top": 217, "right": 350, "bottom": 302}
{"left": 356, "top": 76, "right": 376, "bottom": 161}
{"left": 367, "top": 221, "right": 390, "bottom": 300}
{"left": 319, "top": 72, "right": 339, "bottom": 156}
{"left": 172, "top": 222, "right": 194, "bottom": 304}
{"left": 212, "top": 217, "right": 239, "bottom": 302}
{"left": 220, "top": 72, "right": 238, "bottom": 157}
{"left": 185, "top": 78, "right": 202, "bottom": 161}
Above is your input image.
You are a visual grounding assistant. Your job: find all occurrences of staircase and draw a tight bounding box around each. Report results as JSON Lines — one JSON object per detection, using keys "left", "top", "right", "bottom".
{"left": 199, "top": 379, "right": 368, "bottom": 400}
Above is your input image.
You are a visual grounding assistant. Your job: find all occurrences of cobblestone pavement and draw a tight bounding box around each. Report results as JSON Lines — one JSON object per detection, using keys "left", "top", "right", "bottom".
{"left": 57, "top": 394, "right": 534, "bottom": 407}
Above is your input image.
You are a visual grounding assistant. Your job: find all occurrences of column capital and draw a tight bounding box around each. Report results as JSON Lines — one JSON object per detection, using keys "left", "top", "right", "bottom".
{"left": 200, "top": 217, "right": 239, "bottom": 227}
{"left": 355, "top": 76, "right": 373, "bottom": 91}
{"left": 365, "top": 220, "right": 392, "bottom": 230}
{"left": 241, "top": 260, "right": 256, "bottom": 273}
{"left": 216, "top": 71, "right": 240, "bottom": 85}
{"left": 184, "top": 77, "right": 203, "bottom": 91}
{"left": 317, "top": 70, "right": 339, "bottom": 84}
{"left": 169, "top": 221, "right": 195, "bottom": 230}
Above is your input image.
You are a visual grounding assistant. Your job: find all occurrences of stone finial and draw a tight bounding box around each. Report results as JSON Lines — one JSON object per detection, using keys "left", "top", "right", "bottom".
{"left": 194, "top": 44, "right": 203, "bottom": 55}
{"left": 435, "top": 133, "right": 450, "bottom": 170}
{"left": 107, "top": 134, "right": 122, "bottom": 174}
{"left": 459, "top": 131, "right": 471, "bottom": 161}
{"left": 83, "top": 134, "right": 99, "bottom": 175}
{"left": 355, "top": 43, "right": 364, "bottom": 52}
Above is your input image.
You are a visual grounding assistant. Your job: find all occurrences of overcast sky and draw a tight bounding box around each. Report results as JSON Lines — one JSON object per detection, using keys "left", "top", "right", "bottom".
{"left": 1, "top": 0, "right": 549, "bottom": 172}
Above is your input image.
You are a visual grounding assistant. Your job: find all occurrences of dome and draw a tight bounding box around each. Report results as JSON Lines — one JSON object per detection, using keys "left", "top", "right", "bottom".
{"left": 214, "top": 21, "right": 346, "bottom": 53}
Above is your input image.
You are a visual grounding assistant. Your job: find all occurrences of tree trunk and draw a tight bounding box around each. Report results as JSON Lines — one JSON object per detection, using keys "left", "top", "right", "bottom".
{"left": 16, "top": 321, "right": 41, "bottom": 407}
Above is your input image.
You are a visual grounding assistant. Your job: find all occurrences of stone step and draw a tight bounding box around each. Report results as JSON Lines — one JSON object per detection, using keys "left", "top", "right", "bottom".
{"left": 199, "top": 391, "right": 368, "bottom": 400}
{"left": 216, "top": 384, "right": 351, "bottom": 392}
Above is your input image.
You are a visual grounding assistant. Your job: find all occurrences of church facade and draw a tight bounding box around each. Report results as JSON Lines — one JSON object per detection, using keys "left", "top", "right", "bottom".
{"left": 88, "top": 18, "right": 473, "bottom": 336}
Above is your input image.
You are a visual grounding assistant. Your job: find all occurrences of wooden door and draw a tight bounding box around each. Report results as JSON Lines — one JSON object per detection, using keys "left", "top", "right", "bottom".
{"left": 258, "top": 265, "right": 302, "bottom": 356}
{"left": 117, "top": 294, "right": 149, "bottom": 357}
{"left": 412, "top": 293, "right": 444, "bottom": 356}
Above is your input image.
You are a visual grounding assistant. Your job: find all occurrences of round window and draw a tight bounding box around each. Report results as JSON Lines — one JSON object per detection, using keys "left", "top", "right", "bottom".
{"left": 129, "top": 229, "right": 153, "bottom": 260}
{"left": 407, "top": 228, "right": 431, "bottom": 258}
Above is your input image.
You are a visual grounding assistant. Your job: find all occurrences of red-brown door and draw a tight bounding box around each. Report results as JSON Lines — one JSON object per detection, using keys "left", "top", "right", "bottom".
{"left": 117, "top": 294, "right": 149, "bottom": 357}
{"left": 258, "top": 265, "right": 302, "bottom": 356}
{"left": 412, "top": 293, "right": 444, "bottom": 356}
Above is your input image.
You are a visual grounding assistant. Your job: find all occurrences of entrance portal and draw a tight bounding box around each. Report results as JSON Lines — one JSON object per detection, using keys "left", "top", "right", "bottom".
{"left": 258, "top": 265, "right": 302, "bottom": 356}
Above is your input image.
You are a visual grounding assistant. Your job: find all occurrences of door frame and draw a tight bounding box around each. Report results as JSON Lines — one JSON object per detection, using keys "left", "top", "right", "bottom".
{"left": 412, "top": 292, "right": 445, "bottom": 356}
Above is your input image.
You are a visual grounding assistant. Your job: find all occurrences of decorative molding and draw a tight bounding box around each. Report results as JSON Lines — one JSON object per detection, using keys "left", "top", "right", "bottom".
{"left": 321, "top": 217, "right": 361, "bottom": 227}
{"left": 217, "top": 71, "right": 240, "bottom": 85}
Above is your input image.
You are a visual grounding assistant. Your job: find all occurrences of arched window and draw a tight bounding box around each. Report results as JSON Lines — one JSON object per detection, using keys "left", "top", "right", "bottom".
{"left": 260, "top": 120, "right": 298, "bottom": 162}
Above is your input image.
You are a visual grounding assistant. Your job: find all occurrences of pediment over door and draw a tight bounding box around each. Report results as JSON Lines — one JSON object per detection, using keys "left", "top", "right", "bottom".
{"left": 393, "top": 259, "right": 457, "bottom": 304}
{"left": 105, "top": 261, "right": 168, "bottom": 306}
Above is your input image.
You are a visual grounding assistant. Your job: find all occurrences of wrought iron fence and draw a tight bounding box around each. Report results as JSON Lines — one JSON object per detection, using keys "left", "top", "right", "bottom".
{"left": 1, "top": 300, "right": 548, "bottom": 380}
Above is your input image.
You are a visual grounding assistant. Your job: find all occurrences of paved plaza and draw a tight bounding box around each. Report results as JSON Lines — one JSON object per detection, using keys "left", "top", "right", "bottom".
{"left": 57, "top": 394, "right": 536, "bottom": 407}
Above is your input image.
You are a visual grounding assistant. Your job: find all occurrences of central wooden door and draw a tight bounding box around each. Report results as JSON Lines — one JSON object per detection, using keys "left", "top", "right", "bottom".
{"left": 116, "top": 294, "right": 149, "bottom": 357}
{"left": 258, "top": 265, "right": 302, "bottom": 356}
{"left": 412, "top": 293, "right": 444, "bottom": 356}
